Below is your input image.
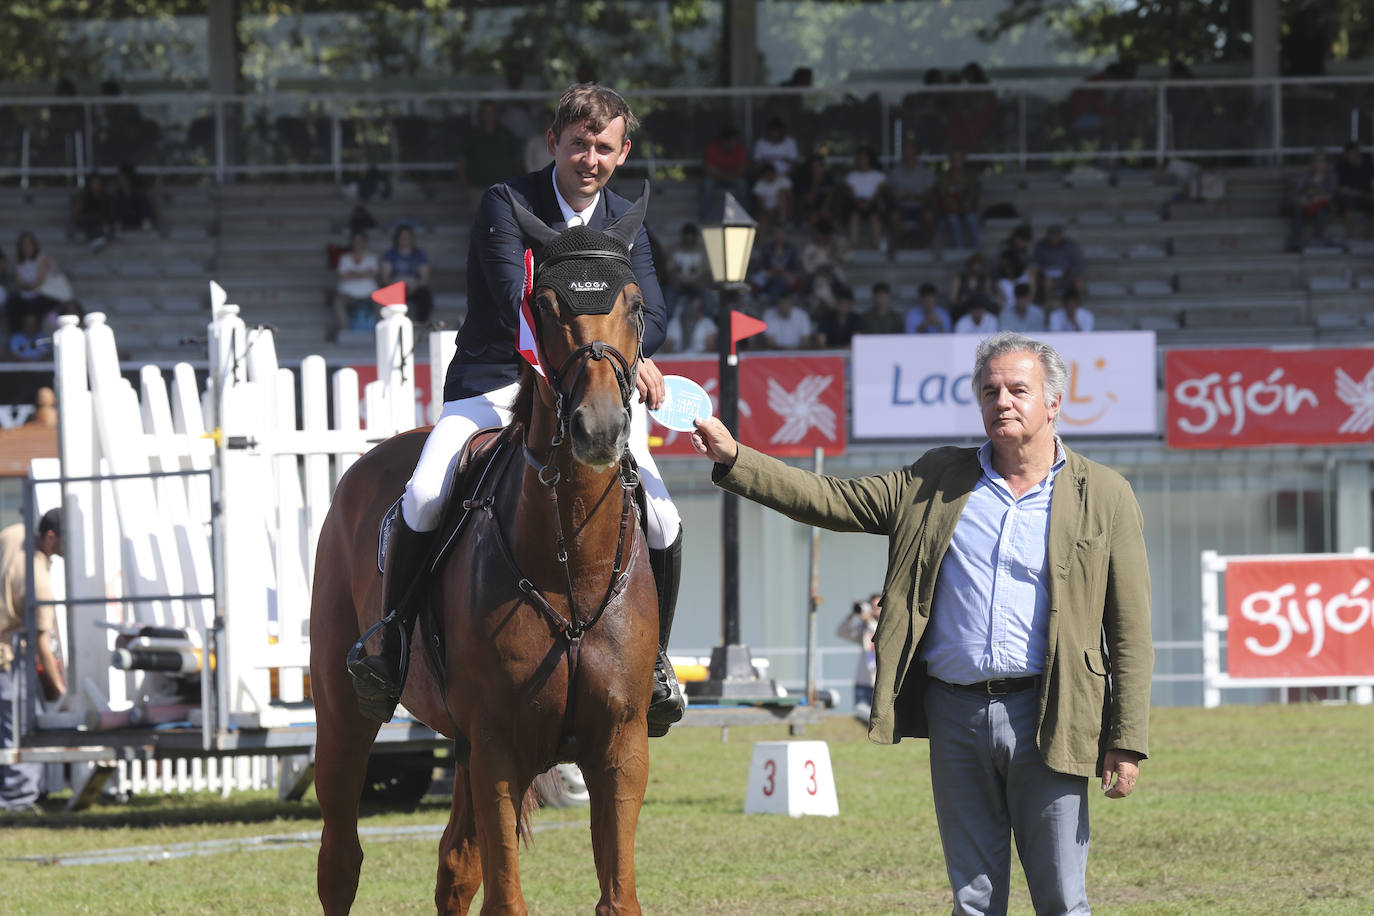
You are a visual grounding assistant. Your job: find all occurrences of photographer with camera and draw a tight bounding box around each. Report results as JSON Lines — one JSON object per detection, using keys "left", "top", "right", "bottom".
{"left": 836, "top": 592, "right": 881, "bottom": 721}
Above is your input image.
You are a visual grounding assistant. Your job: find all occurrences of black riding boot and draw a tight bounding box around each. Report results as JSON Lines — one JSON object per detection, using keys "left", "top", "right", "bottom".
{"left": 347, "top": 516, "right": 431, "bottom": 722}
{"left": 646, "top": 528, "right": 686, "bottom": 737}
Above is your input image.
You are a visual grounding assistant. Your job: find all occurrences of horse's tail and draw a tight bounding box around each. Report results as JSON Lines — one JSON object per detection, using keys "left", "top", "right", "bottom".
{"left": 517, "top": 783, "right": 541, "bottom": 847}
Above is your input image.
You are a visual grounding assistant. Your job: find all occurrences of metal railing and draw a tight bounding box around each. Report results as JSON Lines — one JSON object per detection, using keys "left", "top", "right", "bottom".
{"left": 2, "top": 76, "right": 1372, "bottom": 186}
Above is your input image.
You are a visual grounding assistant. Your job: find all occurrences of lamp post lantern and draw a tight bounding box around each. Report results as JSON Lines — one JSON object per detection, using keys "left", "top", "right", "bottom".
{"left": 691, "top": 193, "right": 775, "bottom": 701}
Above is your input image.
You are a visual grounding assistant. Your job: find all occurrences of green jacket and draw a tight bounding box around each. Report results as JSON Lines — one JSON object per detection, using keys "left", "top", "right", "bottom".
{"left": 714, "top": 441, "right": 1153, "bottom": 778}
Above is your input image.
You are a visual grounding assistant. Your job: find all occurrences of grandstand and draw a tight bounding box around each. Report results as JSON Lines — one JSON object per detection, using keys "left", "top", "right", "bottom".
{"left": 3, "top": 161, "right": 1372, "bottom": 365}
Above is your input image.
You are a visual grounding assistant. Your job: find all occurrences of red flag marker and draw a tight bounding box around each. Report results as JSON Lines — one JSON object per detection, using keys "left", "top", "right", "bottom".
{"left": 371, "top": 281, "right": 407, "bottom": 309}
{"left": 730, "top": 310, "right": 768, "bottom": 355}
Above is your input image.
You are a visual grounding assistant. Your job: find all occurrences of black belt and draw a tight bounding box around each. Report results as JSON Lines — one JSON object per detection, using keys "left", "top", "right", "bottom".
{"left": 940, "top": 676, "right": 1040, "bottom": 696}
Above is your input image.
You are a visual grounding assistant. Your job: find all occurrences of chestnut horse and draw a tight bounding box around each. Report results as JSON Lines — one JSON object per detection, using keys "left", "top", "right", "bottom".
{"left": 310, "top": 192, "right": 658, "bottom": 914}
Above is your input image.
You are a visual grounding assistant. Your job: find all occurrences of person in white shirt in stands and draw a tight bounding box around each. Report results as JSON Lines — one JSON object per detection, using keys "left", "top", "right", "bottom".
{"left": 751, "top": 162, "right": 793, "bottom": 227}
{"left": 663, "top": 294, "right": 718, "bottom": 355}
{"left": 953, "top": 292, "right": 999, "bottom": 335}
{"left": 752, "top": 117, "right": 801, "bottom": 181}
{"left": 329, "top": 229, "right": 379, "bottom": 341}
{"left": 1000, "top": 282, "right": 1045, "bottom": 333}
{"left": 844, "top": 145, "right": 889, "bottom": 251}
{"left": 761, "top": 291, "right": 814, "bottom": 349}
{"left": 1047, "top": 288, "right": 1094, "bottom": 332}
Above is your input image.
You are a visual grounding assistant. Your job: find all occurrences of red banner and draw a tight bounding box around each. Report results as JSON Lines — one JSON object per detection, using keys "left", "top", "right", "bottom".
{"left": 1225, "top": 556, "right": 1374, "bottom": 678}
{"left": 652, "top": 354, "right": 848, "bottom": 458}
{"left": 1165, "top": 347, "right": 1374, "bottom": 448}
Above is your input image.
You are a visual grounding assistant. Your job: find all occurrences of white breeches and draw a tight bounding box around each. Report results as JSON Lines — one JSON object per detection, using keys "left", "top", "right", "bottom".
{"left": 402, "top": 383, "right": 680, "bottom": 550}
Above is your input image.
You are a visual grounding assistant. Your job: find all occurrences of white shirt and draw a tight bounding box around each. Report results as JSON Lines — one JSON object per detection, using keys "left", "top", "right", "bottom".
{"left": 336, "top": 251, "right": 379, "bottom": 299}
{"left": 551, "top": 171, "right": 599, "bottom": 229}
{"left": 845, "top": 169, "right": 886, "bottom": 201}
{"left": 761, "top": 306, "right": 813, "bottom": 348}
{"left": 954, "top": 311, "right": 1000, "bottom": 335}
{"left": 665, "top": 314, "right": 717, "bottom": 354}
{"left": 752, "top": 174, "right": 792, "bottom": 210}
{"left": 753, "top": 136, "right": 800, "bottom": 176}
{"left": 1048, "top": 306, "right": 1094, "bottom": 332}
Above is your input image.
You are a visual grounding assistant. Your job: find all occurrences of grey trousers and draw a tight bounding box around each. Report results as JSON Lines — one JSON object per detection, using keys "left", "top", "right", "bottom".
{"left": 0, "top": 664, "right": 42, "bottom": 811}
{"left": 925, "top": 679, "right": 1091, "bottom": 916}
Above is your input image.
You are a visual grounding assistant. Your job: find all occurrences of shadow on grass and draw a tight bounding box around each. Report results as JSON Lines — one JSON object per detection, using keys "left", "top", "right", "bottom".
{"left": 0, "top": 793, "right": 455, "bottom": 831}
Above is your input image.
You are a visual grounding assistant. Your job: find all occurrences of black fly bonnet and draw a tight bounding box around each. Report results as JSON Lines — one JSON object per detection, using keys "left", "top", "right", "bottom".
{"left": 534, "top": 227, "right": 638, "bottom": 316}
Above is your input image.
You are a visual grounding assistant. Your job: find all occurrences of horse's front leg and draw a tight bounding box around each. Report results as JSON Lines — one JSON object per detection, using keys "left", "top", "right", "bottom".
{"left": 468, "top": 735, "right": 529, "bottom": 915}
{"left": 436, "top": 765, "right": 483, "bottom": 915}
{"left": 581, "top": 720, "right": 649, "bottom": 916}
{"left": 313, "top": 676, "right": 383, "bottom": 915}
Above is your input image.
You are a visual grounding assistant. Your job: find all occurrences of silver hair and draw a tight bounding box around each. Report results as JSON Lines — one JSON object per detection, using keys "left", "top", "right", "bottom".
{"left": 971, "top": 331, "right": 1068, "bottom": 426}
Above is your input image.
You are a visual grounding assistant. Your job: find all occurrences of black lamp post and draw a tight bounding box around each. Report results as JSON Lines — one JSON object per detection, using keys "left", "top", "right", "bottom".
{"left": 690, "top": 193, "right": 774, "bottom": 701}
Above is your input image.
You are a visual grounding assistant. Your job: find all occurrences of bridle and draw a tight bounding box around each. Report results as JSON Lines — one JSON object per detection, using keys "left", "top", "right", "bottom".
{"left": 480, "top": 241, "right": 647, "bottom": 753}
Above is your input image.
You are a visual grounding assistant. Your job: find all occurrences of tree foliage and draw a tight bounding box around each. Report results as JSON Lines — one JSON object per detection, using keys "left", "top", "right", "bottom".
{"left": 979, "top": 0, "right": 1374, "bottom": 74}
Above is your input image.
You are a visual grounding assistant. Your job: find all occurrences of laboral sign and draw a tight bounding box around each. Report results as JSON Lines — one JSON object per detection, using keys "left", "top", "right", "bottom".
{"left": 850, "top": 332, "right": 1157, "bottom": 439}
{"left": 1165, "top": 346, "right": 1374, "bottom": 448}
{"left": 1226, "top": 556, "right": 1374, "bottom": 678}
{"left": 651, "top": 354, "right": 846, "bottom": 458}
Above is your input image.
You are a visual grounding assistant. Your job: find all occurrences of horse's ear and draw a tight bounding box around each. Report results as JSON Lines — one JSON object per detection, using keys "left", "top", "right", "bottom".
{"left": 603, "top": 181, "right": 649, "bottom": 249}
{"left": 499, "top": 184, "right": 561, "bottom": 251}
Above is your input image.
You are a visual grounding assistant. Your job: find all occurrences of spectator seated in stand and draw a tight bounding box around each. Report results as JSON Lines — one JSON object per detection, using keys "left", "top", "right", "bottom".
{"left": 750, "top": 162, "right": 793, "bottom": 228}
{"left": 8, "top": 312, "right": 50, "bottom": 362}
{"left": 0, "top": 248, "right": 8, "bottom": 322}
{"left": 800, "top": 217, "right": 850, "bottom": 308}
{"left": 793, "top": 153, "right": 841, "bottom": 229}
{"left": 752, "top": 116, "right": 801, "bottom": 183}
{"left": 948, "top": 250, "right": 994, "bottom": 324}
{"left": 1000, "top": 282, "right": 1045, "bottom": 332}
{"left": 952, "top": 291, "right": 999, "bottom": 335}
{"left": 905, "top": 281, "right": 952, "bottom": 334}
{"left": 815, "top": 290, "right": 863, "bottom": 349}
{"left": 329, "top": 229, "right": 379, "bottom": 341}
{"left": 664, "top": 222, "right": 712, "bottom": 315}
{"left": 1289, "top": 149, "right": 1339, "bottom": 251}
{"left": 1335, "top": 140, "right": 1373, "bottom": 240}
{"left": 862, "top": 281, "right": 905, "bottom": 334}
{"left": 663, "top": 294, "right": 717, "bottom": 355}
{"left": 934, "top": 150, "right": 981, "bottom": 250}
{"left": 112, "top": 162, "right": 156, "bottom": 232}
{"left": 1032, "top": 224, "right": 1086, "bottom": 301}
{"left": 749, "top": 224, "right": 803, "bottom": 305}
{"left": 701, "top": 125, "right": 751, "bottom": 221}
{"left": 843, "top": 145, "right": 889, "bottom": 251}
{"left": 760, "top": 291, "right": 814, "bottom": 349}
{"left": 888, "top": 141, "right": 937, "bottom": 248}
{"left": 458, "top": 100, "right": 523, "bottom": 198}
{"left": 380, "top": 224, "right": 434, "bottom": 324}
{"left": 1047, "top": 288, "right": 1094, "bottom": 332}
{"left": 996, "top": 223, "right": 1040, "bottom": 309}
{"left": 72, "top": 173, "right": 114, "bottom": 250}
{"left": 10, "top": 232, "right": 65, "bottom": 335}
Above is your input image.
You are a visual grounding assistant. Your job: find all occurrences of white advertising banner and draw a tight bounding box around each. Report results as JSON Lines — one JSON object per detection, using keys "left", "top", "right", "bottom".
{"left": 851, "top": 332, "right": 1158, "bottom": 439}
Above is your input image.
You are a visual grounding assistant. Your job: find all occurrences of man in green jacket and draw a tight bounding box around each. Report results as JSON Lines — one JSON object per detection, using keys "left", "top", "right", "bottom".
{"left": 692, "top": 330, "right": 1152, "bottom": 915}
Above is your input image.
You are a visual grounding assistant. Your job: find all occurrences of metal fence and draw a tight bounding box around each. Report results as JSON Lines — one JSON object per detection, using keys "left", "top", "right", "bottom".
{"left": 3, "top": 76, "right": 1374, "bottom": 186}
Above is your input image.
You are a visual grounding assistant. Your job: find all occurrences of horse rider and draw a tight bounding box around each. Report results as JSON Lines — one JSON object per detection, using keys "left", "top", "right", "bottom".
{"left": 349, "top": 83, "right": 687, "bottom": 736}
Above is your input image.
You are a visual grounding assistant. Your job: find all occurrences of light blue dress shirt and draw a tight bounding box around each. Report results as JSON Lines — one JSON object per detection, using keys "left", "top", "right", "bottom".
{"left": 921, "top": 439, "right": 1066, "bottom": 685}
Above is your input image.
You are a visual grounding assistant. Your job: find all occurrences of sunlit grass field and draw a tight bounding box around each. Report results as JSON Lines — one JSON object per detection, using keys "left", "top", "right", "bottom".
{"left": 2, "top": 704, "right": 1372, "bottom": 914}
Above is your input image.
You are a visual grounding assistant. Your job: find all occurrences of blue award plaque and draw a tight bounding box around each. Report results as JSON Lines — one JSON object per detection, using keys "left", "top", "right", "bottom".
{"left": 649, "top": 375, "right": 714, "bottom": 431}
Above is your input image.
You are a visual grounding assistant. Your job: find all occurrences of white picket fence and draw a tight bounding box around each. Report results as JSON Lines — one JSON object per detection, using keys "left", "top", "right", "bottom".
{"left": 41, "top": 286, "right": 454, "bottom": 795}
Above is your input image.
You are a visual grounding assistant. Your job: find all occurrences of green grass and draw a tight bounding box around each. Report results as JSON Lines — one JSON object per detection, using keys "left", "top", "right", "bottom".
{"left": 2, "top": 705, "right": 1373, "bottom": 914}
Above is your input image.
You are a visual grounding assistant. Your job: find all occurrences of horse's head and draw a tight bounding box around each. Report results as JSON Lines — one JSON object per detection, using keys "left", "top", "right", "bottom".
{"left": 505, "top": 184, "right": 649, "bottom": 470}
